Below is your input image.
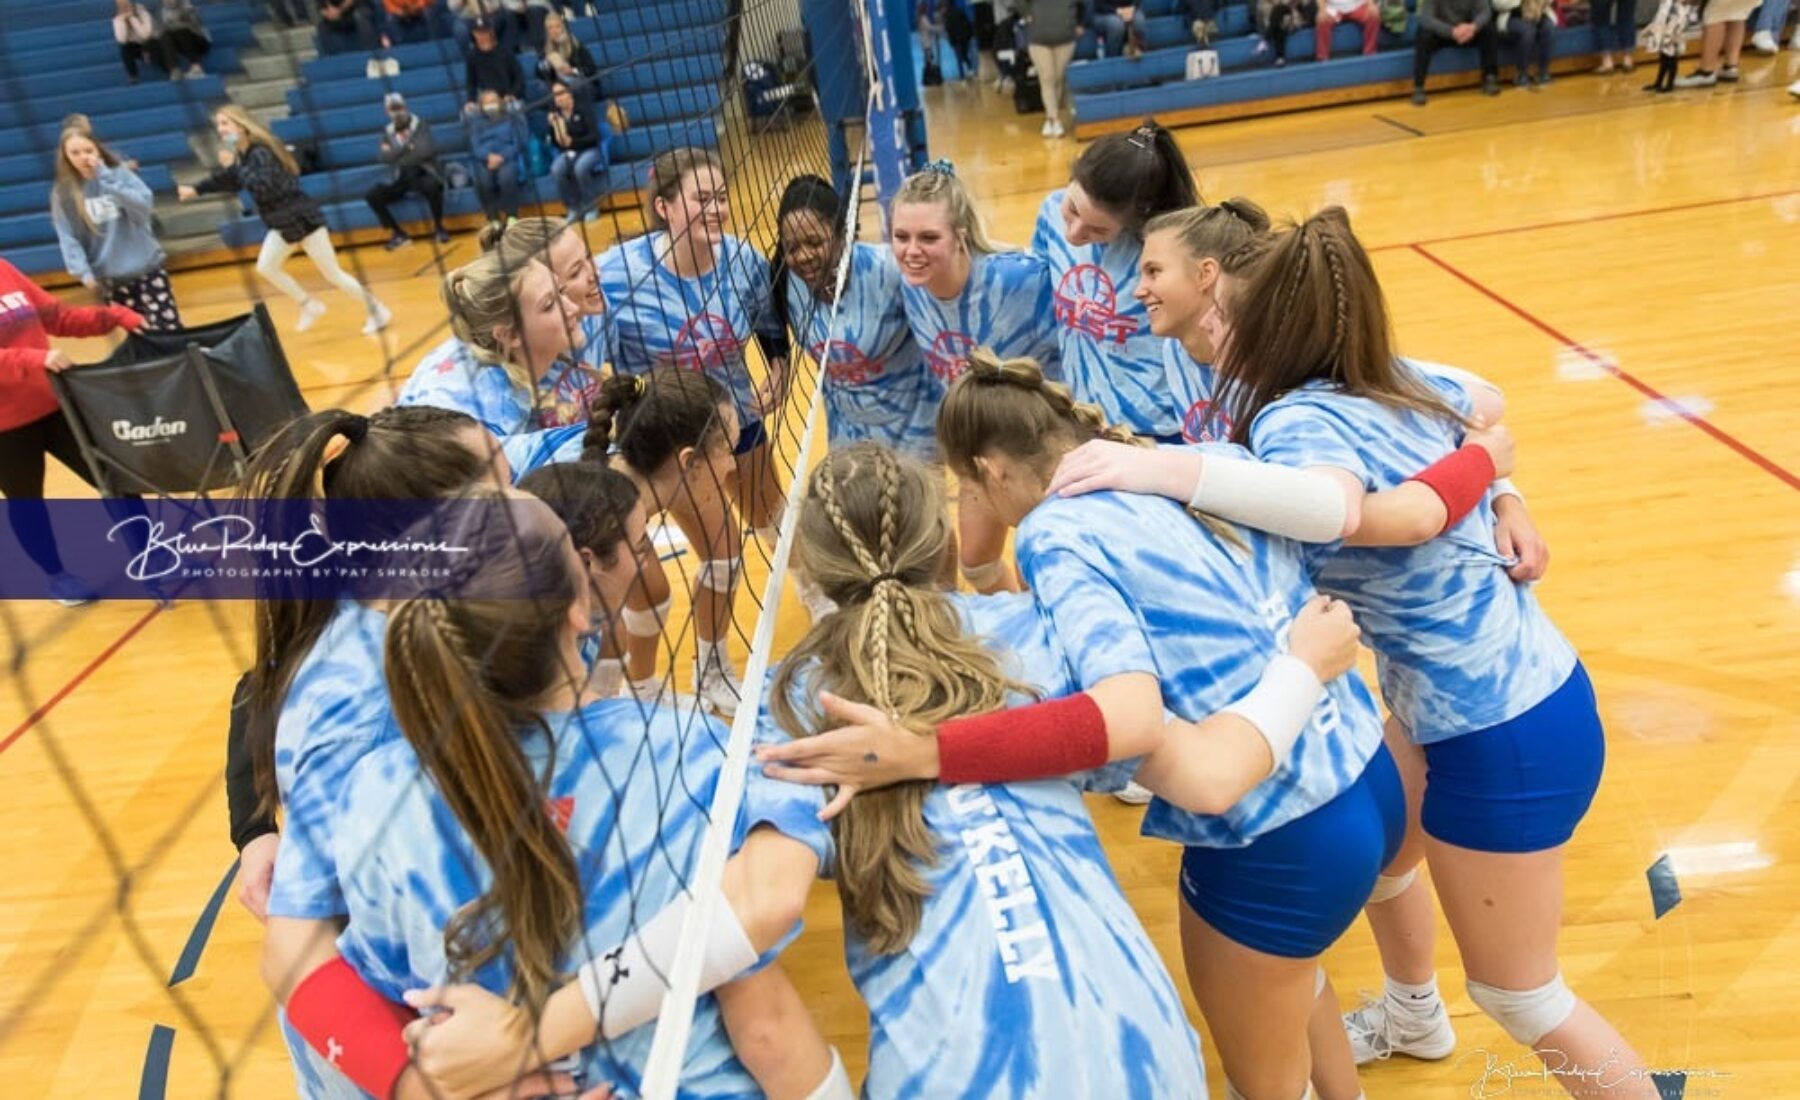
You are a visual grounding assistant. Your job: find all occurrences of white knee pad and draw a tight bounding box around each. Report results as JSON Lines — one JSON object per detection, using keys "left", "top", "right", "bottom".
{"left": 620, "top": 596, "right": 671, "bottom": 638}
{"left": 1466, "top": 973, "right": 1577, "bottom": 1046}
{"left": 1315, "top": 964, "right": 1328, "bottom": 997}
{"left": 1367, "top": 866, "right": 1417, "bottom": 905}
{"left": 696, "top": 557, "right": 739, "bottom": 594}
{"left": 960, "top": 557, "right": 1005, "bottom": 590}
{"left": 799, "top": 1047, "right": 852, "bottom": 1100}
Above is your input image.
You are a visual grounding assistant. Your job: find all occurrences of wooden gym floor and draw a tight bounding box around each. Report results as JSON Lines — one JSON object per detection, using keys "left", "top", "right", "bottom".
{"left": 3, "top": 53, "right": 1798, "bottom": 1098}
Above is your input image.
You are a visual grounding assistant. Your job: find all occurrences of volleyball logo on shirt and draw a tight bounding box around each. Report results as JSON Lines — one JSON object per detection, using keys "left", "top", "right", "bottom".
{"left": 925, "top": 330, "right": 978, "bottom": 381}
{"left": 1053, "top": 264, "right": 1139, "bottom": 345}
{"left": 1181, "top": 400, "right": 1232, "bottom": 443}
{"left": 812, "top": 339, "right": 883, "bottom": 386}
{"left": 546, "top": 796, "right": 574, "bottom": 833}
{"left": 670, "top": 312, "right": 744, "bottom": 373}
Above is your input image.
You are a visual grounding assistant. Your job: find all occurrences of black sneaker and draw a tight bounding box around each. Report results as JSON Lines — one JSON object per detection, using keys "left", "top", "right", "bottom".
{"left": 1411, "top": 87, "right": 1427, "bottom": 105}
{"left": 434, "top": 227, "right": 452, "bottom": 245}
{"left": 1482, "top": 74, "right": 1501, "bottom": 95}
{"left": 383, "top": 233, "right": 411, "bottom": 251}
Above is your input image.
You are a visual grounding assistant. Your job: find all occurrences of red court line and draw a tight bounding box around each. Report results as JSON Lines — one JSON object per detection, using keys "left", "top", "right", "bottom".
{"left": 0, "top": 607, "right": 162, "bottom": 758}
{"left": 1372, "top": 189, "right": 1800, "bottom": 251}
{"left": 1411, "top": 243, "right": 1800, "bottom": 494}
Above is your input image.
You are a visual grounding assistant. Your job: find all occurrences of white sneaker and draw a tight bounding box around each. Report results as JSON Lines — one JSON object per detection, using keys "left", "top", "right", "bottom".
{"left": 695, "top": 654, "right": 744, "bottom": 718}
{"left": 1791, "top": 33, "right": 1800, "bottom": 51}
{"left": 296, "top": 299, "right": 326, "bottom": 332}
{"left": 1344, "top": 995, "right": 1458, "bottom": 1065}
{"left": 1041, "top": 118, "right": 1056, "bottom": 136}
{"left": 1790, "top": 78, "right": 1800, "bottom": 98}
{"left": 1673, "top": 69, "right": 1719, "bottom": 88}
{"left": 1751, "top": 30, "right": 1777, "bottom": 52}
{"left": 1113, "top": 781, "right": 1154, "bottom": 805}
{"left": 362, "top": 301, "right": 392, "bottom": 335}
{"left": 1050, "top": 119, "right": 1066, "bottom": 137}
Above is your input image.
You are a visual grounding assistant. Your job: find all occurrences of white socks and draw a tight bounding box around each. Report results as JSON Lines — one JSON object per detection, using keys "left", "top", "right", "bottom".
{"left": 1387, "top": 974, "right": 1443, "bottom": 1015}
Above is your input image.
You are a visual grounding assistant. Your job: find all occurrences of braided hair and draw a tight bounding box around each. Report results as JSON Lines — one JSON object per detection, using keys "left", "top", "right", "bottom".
{"left": 1211, "top": 206, "right": 1464, "bottom": 447}
{"left": 769, "top": 443, "right": 1032, "bottom": 953}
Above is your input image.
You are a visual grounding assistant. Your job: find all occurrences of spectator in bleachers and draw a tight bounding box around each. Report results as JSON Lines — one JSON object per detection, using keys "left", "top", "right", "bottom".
{"left": 465, "top": 90, "right": 528, "bottom": 228}
{"left": 450, "top": 0, "right": 520, "bottom": 54}
{"left": 1315, "top": 0, "right": 1382, "bottom": 60}
{"left": 500, "top": 0, "right": 554, "bottom": 51}
{"left": 366, "top": 93, "right": 451, "bottom": 250}
{"left": 1673, "top": 0, "right": 1755, "bottom": 84}
{"left": 547, "top": 78, "right": 609, "bottom": 218}
{"left": 1010, "top": 0, "right": 1081, "bottom": 137}
{"left": 1410, "top": 0, "right": 1500, "bottom": 104}
{"left": 381, "top": 0, "right": 441, "bottom": 47}
{"left": 318, "top": 0, "right": 375, "bottom": 55}
{"left": 465, "top": 18, "right": 527, "bottom": 107}
{"left": 535, "top": 12, "right": 598, "bottom": 87}
{"left": 1590, "top": 0, "right": 1637, "bottom": 72}
{"left": 51, "top": 123, "right": 182, "bottom": 332}
{"left": 1254, "top": 0, "right": 1303, "bottom": 64}
{"left": 1089, "top": 0, "right": 1140, "bottom": 58}
{"left": 160, "top": 0, "right": 211, "bottom": 78}
{"left": 113, "top": 0, "right": 174, "bottom": 84}
{"left": 1496, "top": 0, "right": 1555, "bottom": 86}
{"left": 178, "top": 106, "right": 392, "bottom": 335}
{"left": 264, "top": 0, "right": 310, "bottom": 28}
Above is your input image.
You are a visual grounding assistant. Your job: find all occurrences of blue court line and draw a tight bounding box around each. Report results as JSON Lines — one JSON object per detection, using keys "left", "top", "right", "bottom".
{"left": 137, "top": 1025, "right": 175, "bottom": 1100}
{"left": 1647, "top": 854, "right": 1682, "bottom": 921}
{"left": 168, "top": 859, "right": 238, "bottom": 987}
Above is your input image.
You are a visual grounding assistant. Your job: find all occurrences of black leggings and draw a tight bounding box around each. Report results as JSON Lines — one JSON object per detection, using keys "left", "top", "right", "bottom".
{"left": 0, "top": 411, "right": 146, "bottom": 576}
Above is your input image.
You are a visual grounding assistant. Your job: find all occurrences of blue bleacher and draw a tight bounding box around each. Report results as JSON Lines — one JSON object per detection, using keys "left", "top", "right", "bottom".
{"left": 2, "top": 82, "right": 228, "bottom": 157}
{"left": 3, "top": 20, "right": 257, "bottom": 72}
{"left": 0, "top": 7, "right": 255, "bottom": 51}
{"left": 0, "top": 164, "right": 174, "bottom": 217}
{"left": 0, "top": 132, "right": 195, "bottom": 187}
{"left": 1075, "top": 24, "right": 1594, "bottom": 127}
{"left": 273, "top": 86, "right": 721, "bottom": 144}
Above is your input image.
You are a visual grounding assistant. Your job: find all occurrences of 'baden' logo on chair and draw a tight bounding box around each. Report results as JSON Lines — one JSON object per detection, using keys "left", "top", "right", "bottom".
{"left": 112, "top": 417, "right": 189, "bottom": 444}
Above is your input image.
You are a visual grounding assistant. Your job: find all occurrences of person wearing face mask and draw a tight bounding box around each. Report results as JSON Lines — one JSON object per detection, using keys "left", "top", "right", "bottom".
{"left": 770, "top": 175, "right": 935, "bottom": 462}
{"left": 464, "top": 90, "right": 529, "bottom": 229}
{"left": 51, "top": 121, "right": 182, "bottom": 331}
{"left": 179, "top": 106, "right": 391, "bottom": 335}
{"left": 1029, "top": 119, "right": 1200, "bottom": 444}
{"left": 366, "top": 93, "right": 450, "bottom": 251}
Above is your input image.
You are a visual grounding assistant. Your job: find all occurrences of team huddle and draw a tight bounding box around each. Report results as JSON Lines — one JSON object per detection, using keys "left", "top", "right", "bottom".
{"left": 243, "top": 125, "right": 1659, "bottom": 1100}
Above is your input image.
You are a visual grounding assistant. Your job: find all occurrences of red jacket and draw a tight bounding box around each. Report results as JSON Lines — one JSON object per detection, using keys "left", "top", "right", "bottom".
{"left": 0, "top": 259, "right": 141, "bottom": 432}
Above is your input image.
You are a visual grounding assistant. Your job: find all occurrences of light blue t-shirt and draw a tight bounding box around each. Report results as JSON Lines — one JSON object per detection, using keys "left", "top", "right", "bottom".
{"left": 1030, "top": 191, "right": 1182, "bottom": 438}
{"left": 1161, "top": 340, "right": 1229, "bottom": 443}
{"left": 591, "top": 232, "right": 781, "bottom": 427}
{"left": 784, "top": 241, "right": 939, "bottom": 462}
{"left": 333, "top": 699, "right": 764, "bottom": 1098}
{"left": 1013, "top": 464, "right": 1386, "bottom": 849}
{"left": 897, "top": 251, "right": 1063, "bottom": 389}
{"left": 395, "top": 336, "right": 599, "bottom": 478}
{"left": 744, "top": 592, "right": 1206, "bottom": 1099}
{"left": 1248, "top": 363, "right": 1578, "bottom": 743}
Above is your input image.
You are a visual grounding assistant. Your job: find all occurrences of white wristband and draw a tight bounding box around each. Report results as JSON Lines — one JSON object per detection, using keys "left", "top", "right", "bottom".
{"left": 576, "top": 884, "right": 758, "bottom": 1038}
{"left": 1492, "top": 477, "right": 1522, "bottom": 503}
{"left": 801, "top": 1047, "right": 854, "bottom": 1100}
{"left": 1188, "top": 453, "right": 1347, "bottom": 543}
{"left": 1221, "top": 653, "right": 1325, "bottom": 776}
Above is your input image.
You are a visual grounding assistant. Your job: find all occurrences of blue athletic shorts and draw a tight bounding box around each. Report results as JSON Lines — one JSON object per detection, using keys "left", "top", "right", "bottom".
{"left": 733, "top": 418, "right": 768, "bottom": 455}
{"left": 1179, "top": 743, "right": 1406, "bottom": 958}
{"left": 1421, "top": 662, "right": 1605, "bottom": 854}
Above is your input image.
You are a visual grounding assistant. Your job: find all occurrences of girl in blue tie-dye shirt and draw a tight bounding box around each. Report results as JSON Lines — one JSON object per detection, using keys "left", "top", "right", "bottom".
{"left": 1029, "top": 120, "right": 1200, "bottom": 441}
{"left": 772, "top": 176, "right": 938, "bottom": 462}
{"left": 890, "top": 164, "right": 1060, "bottom": 594}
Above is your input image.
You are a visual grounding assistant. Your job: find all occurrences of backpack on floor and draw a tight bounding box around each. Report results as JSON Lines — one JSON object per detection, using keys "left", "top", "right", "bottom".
{"left": 922, "top": 52, "right": 944, "bottom": 85}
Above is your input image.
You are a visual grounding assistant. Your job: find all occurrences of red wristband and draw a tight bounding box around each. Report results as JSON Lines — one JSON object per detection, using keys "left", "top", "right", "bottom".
{"left": 937, "top": 692, "right": 1109, "bottom": 784}
{"left": 286, "top": 957, "right": 415, "bottom": 1099}
{"left": 1407, "top": 443, "right": 1496, "bottom": 534}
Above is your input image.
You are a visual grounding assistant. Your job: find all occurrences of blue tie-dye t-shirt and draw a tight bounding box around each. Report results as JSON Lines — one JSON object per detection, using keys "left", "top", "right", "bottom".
{"left": 333, "top": 698, "right": 765, "bottom": 1099}
{"left": 784, "top": 241, "right": 938, "bottom": 462}
{"left": 590, "top": 232, "right": 780, "bottom": 427}
{"left": 743, "top": 592, "right": 1207, "bottom": 1099}
{"left": 395, "top": 336, "right": 600, "bottom": 479}
{"left": 1247, "top": 363, "right": 1578, "bottom": 743}
{"left": 1162, "top": 340, "right": 1229, "bottom": 443}
{"left": 897, "top": 250, "right": 1063, "bottom": 389}
{"left": 1012, "top": 463, "right": 1386, "bottom": 849}
{"left": 1030, "top": 191, "right": 1183, "bottom": 438}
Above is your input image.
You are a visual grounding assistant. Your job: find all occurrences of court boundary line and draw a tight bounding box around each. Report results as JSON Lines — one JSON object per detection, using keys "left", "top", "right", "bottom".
{"left": 1373, "top": 188, "right": 1800, "bottom": 251}
{"left": 1411, "top": 243, "right": 1800, "bottom": 493}
{"left": 0, "top": 606, "right": 161, "bottom": 757}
